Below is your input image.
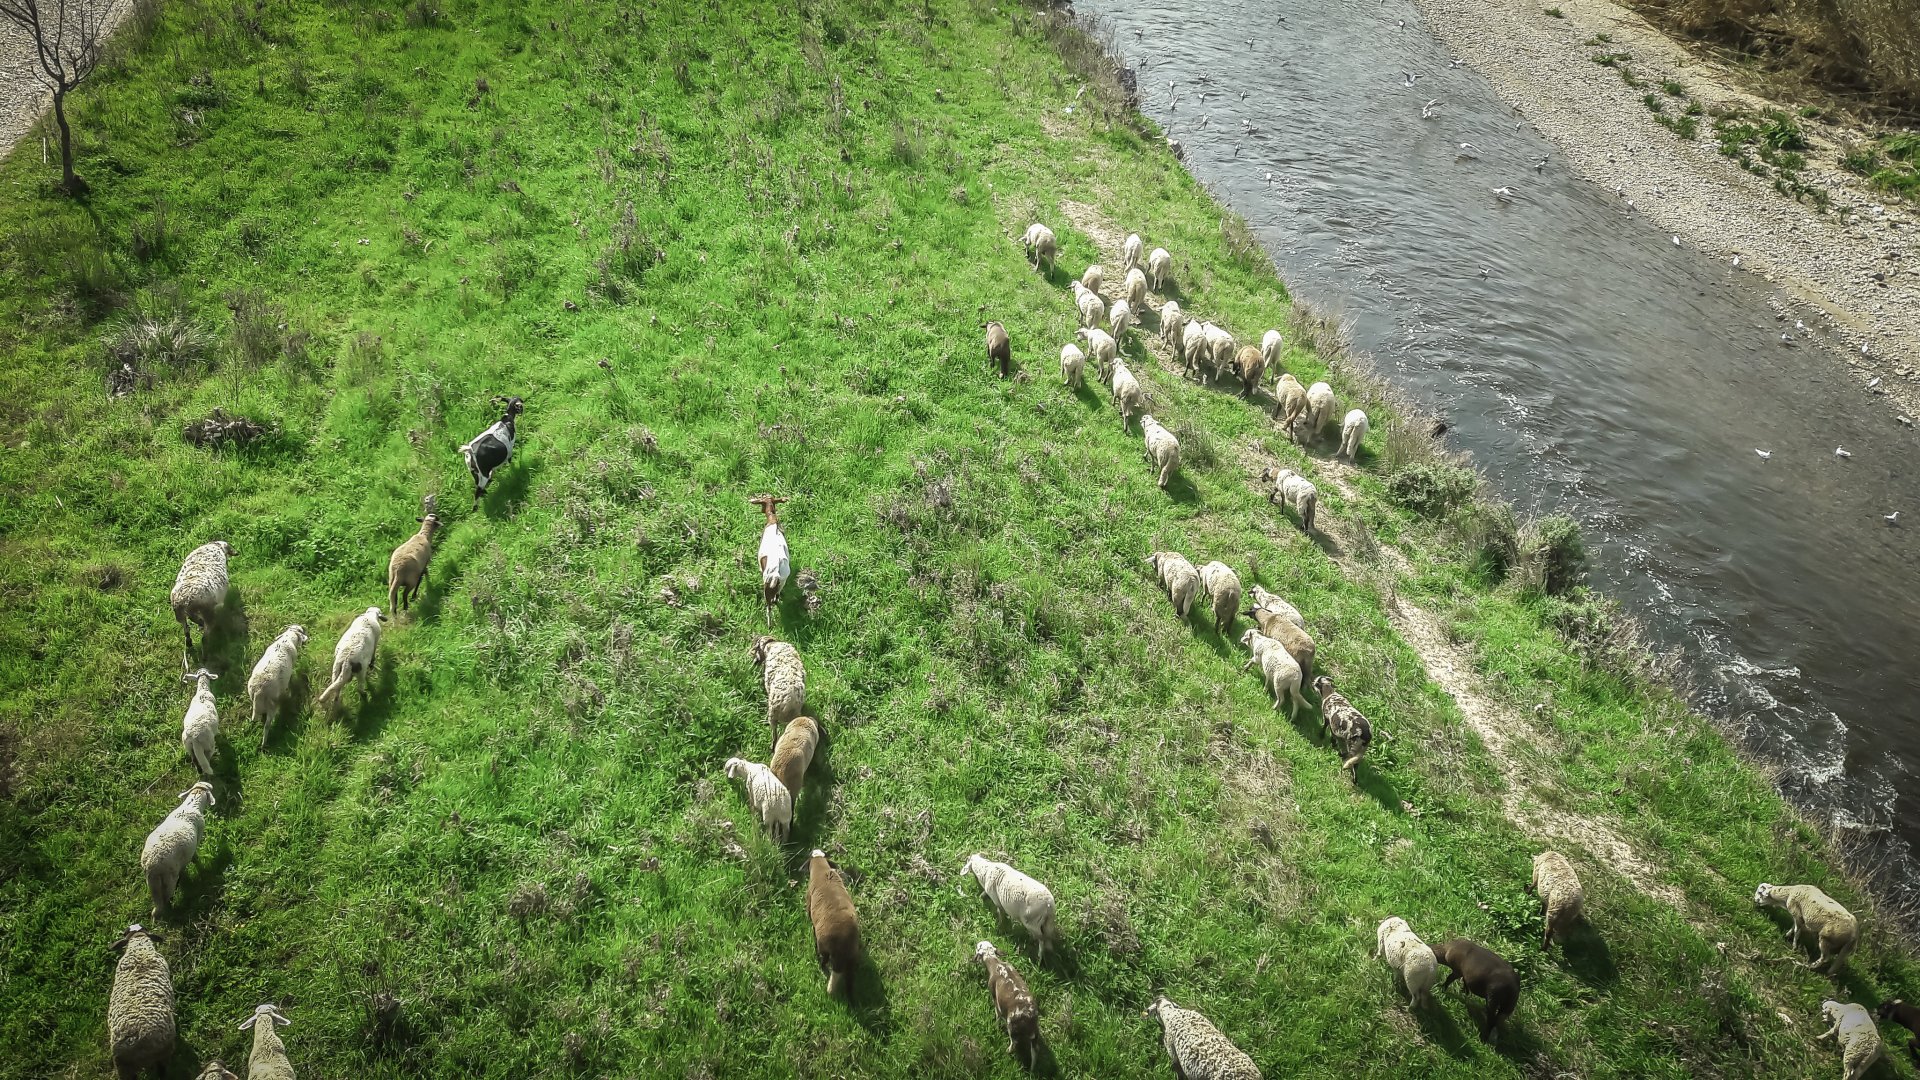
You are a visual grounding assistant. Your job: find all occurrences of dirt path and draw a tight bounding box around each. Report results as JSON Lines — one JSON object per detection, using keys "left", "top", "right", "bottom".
{"left": 0, "top": 0, "right": 133, "bottom": 159}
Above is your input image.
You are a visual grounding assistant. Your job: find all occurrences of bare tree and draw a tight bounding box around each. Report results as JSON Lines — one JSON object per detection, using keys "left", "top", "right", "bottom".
{"left": 0, "top": 0, "right": 105, "bottom": 194}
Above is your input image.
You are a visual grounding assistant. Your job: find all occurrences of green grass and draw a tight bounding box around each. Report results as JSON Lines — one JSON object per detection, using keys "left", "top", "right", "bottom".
{"left": 1842, "top": 132, "right": 1920, "bottom": 203}
{"left": 1, "top": 0, "right": 1916, "bottom": 1077}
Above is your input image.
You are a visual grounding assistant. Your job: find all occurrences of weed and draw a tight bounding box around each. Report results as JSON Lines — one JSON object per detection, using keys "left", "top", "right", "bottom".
{"left": 1661, "top": 78, "right": 1687, "bottom": 96}
{"left": 1544, "top": 6, "right": 1564, "bottom": 16}
{"left": 1387, "top": 462, "right": 1478, "bottom": 518}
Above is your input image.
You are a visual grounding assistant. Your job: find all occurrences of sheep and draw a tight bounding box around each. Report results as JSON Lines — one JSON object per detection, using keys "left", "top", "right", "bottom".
{"left": 1121, "top": 232, "right": 1144, "bottom": 276}
{"left": 1232, "top": 345, "right": 1267, "bottom": 399}
{"left": 1110, "top": 360, "right": 1146, "bottom": 435}
{"left": 108, "top": 924, "right": 175, "bottom": 1080}
{"left": 1246, "top": 585, "right": 1306, "bottom": 631}
{"left": 1529, "top": 851, "right": 1585, "bottom": 949}
{"left": 1140, "top": 414, "right": 1181, "bottom": 489}
{"left": 1271, "top": 373, "right": 1307, "bottom": 427}
{"left": 771, "top": 715, "right": 820, "bottom": 797}
{"left": 1060, "top": 342, "right": 1087, "bottom": 389}
{"left": 1754, "top": 882, "right": 1859, "bottom": 972}
{"left": 750, "top": 495, "right": 791, "bottom": 627}
{"left": 1260, "top": 329, "right": 1283, "bottom": 370}
{"left": 973, "top": 941, "right": 1040, "bottom": 1067}
{"left": 1874, "top": 999, "right": 1920, "bottom": 1066}
{"left": 1182, "top": 320, "right": 1213, "bottom": 380}
{"left": 1375, "top": 917, "right": 1438, "bottom": 1007}
{"left": 1433, "top": 938, "right": 1519, "bottom": 1043}
{"left": 1203, "top": 322, "right": 1237, "bottom": 378}
{"left": 1081, "top": 263, "right": 1103, "bottom": 294}
{"left": 1123, "top": 266, "right": 1148, "bottom": 310}
{"left": 1143, "top": 995, "right": 1262, "bottom": 1080}
{"left": 461, "top": 396, "right": 523, "bottom": 510}
{"left": 170, "top": 540, "right": 234, "bottom": 669}
{"left": 140, "top": 783, "right": 214, "bottom": 919}
{"left": 178, "top": 668, "right": 219, "bottom": 780}
{"left": 753, "top": 636, "right": 807, "bottom": 748}
{"left": 1819, "top": 1000, "right": 1884, "bottom": 1080}
{"left": 985, "top": 321, "right": 1011, "bottom": 379}
{"left": 1247, "top": 607, "right": 1315, "bottom": 681}
{"left": 246, "top": 625, "right": 307, "bottom": 750}
{"left": 1339, "top": 409, "right": 1370, "bottom": 461}
{"left": 961, "top": 854, "right": 1060, "bottom": 963}
{"left": 1110, "top": 296, "right": 1134, "bottom": 341}
{"left": 1294, "top": 381, "right": 1337, "bottom": 445}
{"left": 197, "top": 1064, "right": 239, "bottom": 1080}
{"left": 1196, "top": 561, "right": 1242, "bottom": 634}
{"left": 724, "top": 757, "right": 793, "bottom": 844}
{"left": 237, "top": 1003, "right": 295, "bottom": 1080}
{"left": 1146, "top": 551, "right": 1201, "bottom": 620}
{"left": 1312, "top": 676, "right": 1371, "bottom": 772}
{"left": 1259, "top": 466, "right": 1318, "bottom": 532}
{"left": 1160, "top": 300, "right": 1186, "bottom": 358}
{"left": 807, "top": 848, "right": 863, "bottom": 997}
{"left": 386, "top": 513, "right": 442, "bottom": 616}
{"left": 1238, "top": 628, "right": 1306, "bottom": 717}
{"left": 1147, "top": 247, "right": 1172, "bottom": 292}
{"left": 1073, "top": 281, "right": 1106, "bottom": 330}
{"left": 1077, "top": 326, "right": 1117, "bottom": 381}
{"left": 1022, "top": 222, "right": 1056, "bottom": 272}
{"left": 316, "top": 607, "right": 386, "bottom": 719}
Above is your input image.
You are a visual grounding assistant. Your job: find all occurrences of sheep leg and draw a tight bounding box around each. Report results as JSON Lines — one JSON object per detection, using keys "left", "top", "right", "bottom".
{"left": 1788, "top": 914, "right": 1803, "bottom": 952}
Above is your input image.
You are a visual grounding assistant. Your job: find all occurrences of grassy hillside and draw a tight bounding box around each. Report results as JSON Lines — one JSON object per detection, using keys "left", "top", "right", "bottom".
{"left": 0, "top": 0, "right": 1914, "bottom": 1077}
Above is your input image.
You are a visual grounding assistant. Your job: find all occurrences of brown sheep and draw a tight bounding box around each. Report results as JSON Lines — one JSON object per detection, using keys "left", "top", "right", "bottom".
{"left": 807, "top": 849, "right": 863, "bottom": 997}
{"left": 1433, "top": 938, "right": 1519, "bottom": 1043}
{"left": 771, "top": 715, "right": 820, "bottom": 797}
{"left": 387, "top": 514, "right": 442, "bottom": 615}
{"left": 1245, "top": 605, "right": 1315, "bottom": 678}
{"left": 973, "top": 941, "right": 1040, "bottom": 1067}
{"left": 1233, "top": 344, "right": 1268, "bottom": 399}
{"left": 985, "top": 321, "right": 1011, "bottom": 378}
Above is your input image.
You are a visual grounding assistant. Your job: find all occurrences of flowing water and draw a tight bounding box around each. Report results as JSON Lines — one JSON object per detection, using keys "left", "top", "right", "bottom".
{"left": 1078, "top": 0, "right": 1920, "bottom": 900}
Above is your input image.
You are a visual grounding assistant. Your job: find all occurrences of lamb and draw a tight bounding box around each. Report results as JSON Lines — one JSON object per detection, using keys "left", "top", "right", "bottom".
{"left": 1143, "top": 995, "right": 1262, "bottom": 1080}
{"left": 1076, "top": 327, "right": 1117, "bottom": 381}
{"left": 1060, "top": 342, "right": 1087, "bottom": 389}
{"left": 386, "top": 513, "right": 442, "bottom": 616}
{"left": 972, "top": 941, "right": 1040, "bottom": 1067}
{"left": 1375, "top": 917, "right": 1438, "bottom": 1007}
{"left": 753, "top": 636, "right": 807, "bottom": 747}
{"left": 1260, "top": 467, "right": 1318, "bottom": 532}
{"left": 807, "top": 849, "right": 863, "bottom": 997}
{"left": 1271, "top": 372, "right": 1307, "bottom": 426}
{"left": 1754, "top": 882, "right": 1859, "bottom": 972}
{"left": 1529, "top": 851, "right": 1585, "bottom": 949}
{"left": 1123, "top": 266, "right": 1148, "bottom": 310}
{"left": 316, "top": 607, "right": 386, "bottom": 719}
{"left": 178, "top": 668, "right": 219, "bottom": 780}
{"left": 1874, "top": 999, "right": 1920, "bottom": 1066}
{"left": 1146, "top": 551, "right": 1201, "bottom": 620}
{"left": 108, "top": 924, "right": 175, "bottom": 1080}
{"left": 1246, "top": 607, "right": 1315, "bottom": 681}
{"left": 1196, "top": 561, "right": 1242, "bottom": 633}
{"left": 1312, "top": 676, "right": 1371, "bottom": 772}
{"left": 771, "top": 715, "right": 820, "bottom": 797}
{"left": 961, "top": 854, "right": 1060, "bottom": 963}
{"left": 170, "top": 540, "right": 234, "bottom": 668}
{"left": 1203, "top": 322, "right": 1237, "bottom": 377}
{"left": 985, "top": 321, "right": 1011, "bottom": 379}
{"left": 1294, "top": 381, "right": 1336, "bottom": 445}
{"left": 1260, "top": 329, "right": 1283, "bottom": 370}
{"left": 1081, "top": 263, "right": 1103, "bottom": 294}
{"left": 1232, "top": 345, "right": 1267, "bottom": 399}
{"left": 1022, "top": 222, "right": 1056, "bottom": 272}
{"left": 1182, "top": 321, "right": 1212, "bottom": 379}
{"left": 237, "top": 1003, "right": 295, "bottom": 1080}
{"left": 1160, "top": 300, "right": 1186, "bottom": 357}
{"left": 1246, "top": 585, "right": 1306, "bottom": 631}
{"left": 140, "top": 782, "right": 214, "bottom": 919}
{"left": 1110, "top": 297, "right": 1134, "bottom": 341}
{"left": 1073, "top": 281, "right": 1106, "bottom": 330}
{"left": 246, "top": 625, "right": 307, "bottom": 750}
{"left": 1433, "top": 938, "right": 1519, "bottom": 1043}
{"left": 724, "top": 757, "right": 793, "bottom": 844}
{"left": 1140, "top": 414, "right": 1181, "bottom": 489}
{"left": 460, "top": 396, "right": 523, "bottom": 510}
{"left": 1339, "top": 409, "right": 1370, "bottom": 461}
{"left": 1110, "top": 360, "right": 1146, "bottom": 435}
{"left": 750, "top": 495, "right": 791, "bottom": 627}
{"left": 1146, "top": 247, "right": 1172, "bottom": 292}
{"left": 1238, "top": 628, "right": 1306, "bottom": 717}
{"left": 1819, "top": 1000, "right": 1884, "bottom": 1080}
{"left": 1121, "top": 232, "right": 1144, "bottom": 276}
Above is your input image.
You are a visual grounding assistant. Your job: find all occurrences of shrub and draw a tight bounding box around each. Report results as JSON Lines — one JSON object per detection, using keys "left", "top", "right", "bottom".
{"left": 1459, "top": 500, "right": 1520, "bottom": 580}
{"left": 1518, "top": 514, "right": 1586, "bottom": 596}
{"left": 1387, "top": 462, "right": 1477, "bottom": 518}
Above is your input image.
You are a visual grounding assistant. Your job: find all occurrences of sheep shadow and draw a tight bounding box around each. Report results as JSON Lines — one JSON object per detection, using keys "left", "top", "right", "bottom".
{"left": 210, "top": 733, "right": 246, "bottom": 814}
{"left": 345, "top": 659, "right": 402, "bottom": 743}
{"left": 204, "top": 587, "right": 253, "bottom": 677}
{"left": 1306, "top": 526, "right": 1344, "bottom": 560}
{"left": 1558, "top": 923, "right": 1618, "bottom": 988}
{"left": 845, "top": 952, "right": 893, "bottom": 1037}
{"left": 1351, "top": 761, "right": 1400, "bottom": 813}
{"left": 1160, "top": 468, "right": 1203, "bottom": 506}
{"left": 478, "top": 454, "right": 541, "bottom": 522}
{"left": 786, "top": 737, "right": 836, "bottom": 854}
{"left": 260, "top": 670, "right": 314, "bottom": 755}
{"left": 1412, "top": 997, "right": 1476, "bottom": 1059}
{"left": 1022, "top": 1033, "right": 1063, "bottom": 1077}
{"left": 159, "top": 1038, "right": 214, "bottom": 1080}
{"left": 170, "top": 830, "right": 234, "bottom": 919}
{"left": 407, "top": 553, "right": 463, "bottom": 624}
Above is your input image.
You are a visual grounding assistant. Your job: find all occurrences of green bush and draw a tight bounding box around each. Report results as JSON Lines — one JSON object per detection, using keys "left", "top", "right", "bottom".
{"left": 1386, "top": 462, "right": 1477, "bottom": 518}
{"left": 1521, "top": 514, "right": 1586, "bottom": 596}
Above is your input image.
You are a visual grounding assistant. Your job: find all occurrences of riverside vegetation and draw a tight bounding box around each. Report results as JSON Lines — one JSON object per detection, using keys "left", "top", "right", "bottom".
{"left": 1, "top": 0, "right": 1916, "bottom": 1076}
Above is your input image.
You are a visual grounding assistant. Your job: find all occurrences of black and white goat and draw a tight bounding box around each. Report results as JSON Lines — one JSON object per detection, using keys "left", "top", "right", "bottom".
{"left": 460, "top": 396, "right": 523, "bottom": 510}
{"left": 749, "top": 494, "right": 790, "bottom": 627}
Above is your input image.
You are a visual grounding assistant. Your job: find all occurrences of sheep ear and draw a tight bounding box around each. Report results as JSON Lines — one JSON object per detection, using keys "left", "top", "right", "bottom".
{"left": 238, "top": 1016, "right": 257, "bottom": 1031}
{"left": 273, "top": 1012, "right": 291, "bottom": 1027}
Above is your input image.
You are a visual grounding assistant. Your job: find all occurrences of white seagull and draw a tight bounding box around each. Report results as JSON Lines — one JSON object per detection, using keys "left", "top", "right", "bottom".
{"left": 1754, "top": 449, "right": 1772, "bottom": 459}
{"left": 1887, "top": 512, "right": 1902, "bottom": 525}
{"left": 1449, "top": 57, "right": 1466, "bottom": 67}
{"left": 1834, "top": 447, "right": 1852, "bottom": 458}
{"left": 1491, "top": 186, "right": 1516, "bottom": 200}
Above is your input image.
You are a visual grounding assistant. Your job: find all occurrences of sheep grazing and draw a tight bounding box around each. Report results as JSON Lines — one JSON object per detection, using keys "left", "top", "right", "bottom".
{"left": 985, "top": 321, "right": 1011, "bottom": 379}
{"left": 237, "top": 1003, "right": 295, "bottom": 1080}
{"left": 1529, "top": 851, "right": 1585, "bottom": 949}
{"left": 1271, "top": 372, "right": 1307, "bottom": 426}
{"left": 1339, "top": 409, "right": 1370, "bottom": 461}
{"left": 1081, "top": 263, "right": 1104, "bottom": 294}
{"left": 1246, "top": 584, "right": 1306, "bottom": 630}
{"left": 1376, "top": 917, "right": 1438, "bottom": 1007}
{"left": 1147, "top": 247, "right": 1172, "bottom": 292}
{"left": 1110, "top": 360, "right": 1146, "bottom": 435}
{"left": 753, "top": 636, "right": 807, "bottom": 748}
{"left": 1121, "top": 232, "right": 1144, "bottom": 276}
{"left": 1197, "top": 561, "right": 1243, "bottom": 634}
{"left": 1123, "top": 266, "right": 1148, "bottom": 310}
{"left": 1259, "top": 466, "right": 1318, "bottom": 532}
{"left": 460, "top": 396, "right": 523, "bottom": 510}
{"left": 246, "top": 625, "right": 307, "bottom": 750}
{"left": 178, "top": 668, "right": 219, "bottom": 780}
{"left": 1073, "top": 281, "right": 1106, "bottom": 330}
{"left": 1239, "top": 628, "right": 1306, "bottom": 718}
{"left": 1160, "top": 300, "right": 1186, "bottom": 357}
{"left": 1143, "top": 996, "right": 1262, "bottom": 1080}
{"left": 1433, "top": 938, "right": 1519, "bottom": 1043}
{"left": 724, "top": 757, "right": 793, "bottom": 844}
{"left": 771, "top": 715, "right": 820, "bottom": 797}
{"left": 750, "top": 495, "right": 791, "bottom": 628}
{"left": 316, "top": 607, "right": 386, "bottom": 719}
{"left": 170, "top": 540, "right": 234, "bottom": 669}
{"left": 1819, "top": 1000, "right": 1884, "bottom": 1080}
{"left": 1060, "top": 342, "right": 1087, "bottom": 389}
{"left": 1110, "top": 297, "right": 1134, "bottom": 341}
{"left": 386, "top": 513, "right": 442, "bottom": 616}
{"left": 1022, "top": 222, "right": 1057, "bottom": 272}
{"left": 1874, "top": 999, "right": 1920, "bottom": 1066}
{"left": 1146, "top": 551, "right": 1201, "bottom": 620}
{"left": 141, "top": 783, "right": 214, "bottom": 920}
{"left": 1754, "top": 882, "right": 1859, "bottom": 973}
{"left": 961, "top": 854, "right": 1060, "bottom": 963}
{"left": 1246, "top": 606, "right": 1315, "bottom": 682}
{"left": 1260, "top": 329, "right": 1283, "bottom": 370}
{"left": 1140, "top": 414, "right": 1181, "bottom": 489}
{"left": 1181, "top": 320, "right": 1212, "bottom": 380}
{"left": 1233, "top": 344, "right": 1267, "bottom": 399}
{"left": 1312, "top": 676, "right": 1371, "bottom": 772}
{"left": 806, "top": 849, "right": 863, "bottom": 997}
{"left": 1294, "top": 381, "right": 1336, "bottom": 445}
{"left": 1076, "top": 327, "right": 1117, "bottom": 381}
{"left": 108, "top": 924, "right": 175, "bottom": 1080}
{"left": 972, "top": 941, "right": 1040, "bottom": 1067}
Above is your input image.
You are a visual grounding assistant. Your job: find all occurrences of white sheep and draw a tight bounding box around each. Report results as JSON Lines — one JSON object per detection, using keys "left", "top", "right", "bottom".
{"left": 1530, "top": 851, "right": 1585, "bottom": 949}
{"left": 1261, "top": 467, "right": 1318, "bottom": 532}
{"left": 1110, "top": 360, "right": 1146, "bottom": 435}
{"left": 1140, "top": 414, "right": 1181, "bottom": 489}
{"left": 1819, "top": 1000, "right": 1884, "bottom": 1080}
{"left": 1123, "top": 266, "right": 1148, "bottom": 310}
{"left": 1260, "top": 329, "right": 1283, "bottom": 370}
{"left": 1160, "top": 300, "right": 1186, "bottom": 357}
{"left": 1081, "top": 263, "right": 1104, "bottom": 294}
{"left": 1060, "top": 342, "right": 1087, "bottom": 389}
{"left": 178, "top": 668, "right": 219, "bottom": 780}
{"left": 1144, "top": 996, "right": 1262, "bottom": 1080}
{"left": 1073, "top": 281, "right": 1106, "bottom": 330}
{"left": 1197, "top": 561, "right": 1243, "bottom": 634}
{"left": 1339, "top": 409, "right": 1370, "bottom": 461}
{"left": 1755, "top": 882, "right": 1859, "bottom": 972}
{"left": 1182, "top": 320, "right": 1212, "bottom": 379}
{"left": 1376, "top": 917, "right": 1438, "bottom": 1007}
{"left": 108, "top": 924, "right": 175, "bottom": 1080}
{"left": 1022, "top": 222, "right": 1057, "bottom": 272}
{"left": 170, "top": 540, "right": 234, "bottom": 668}
{"left": 1246, "top": 585, "right": 1306, "bottom": 630}
{"left": 246, "top": 625, "right": 307, "bottom": 751}
{"left": 1121, "top": 232, "right": 1144, "bottom": 276}
{"left": 1146, "top": 247, "right": 1172, "bottom": 292}
{"left": 317, "top": 606, "right": 386, "bottom": 719}
{"left": 753, "top": 636, "right": 807, "bottom": 748}
{"left": 725, "top": 757, "right": 793, "bottom": 844}
{"left": 1204, "top": 322, "right": 1237, "bottom": 378}
{"left": 961, "top": 854, "right": 1060, "bottom": 963}
{"left": 197, "top": 1063, "right": 239, "bottom": 1080}
{"left": 1239, "top": 628, "right": 1306, "bottom": 717}
{"left": 1110, "top": 296, "right": 1134, "bottom": 341}
{"left": 1146, "top": 551, "right": 1201, "bottom": 619}
{"left": 1295, "top": 381, "right": 1336, "bottom": 445}
{"left": 237, "top": 1003, "right": 295, "bottom": 1080}
{"left": 1076, "top": 326, "right": 1117, "bottom": 381}
{"left": 141, "top": 782, "right": 214, "bottom": 919}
